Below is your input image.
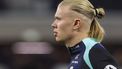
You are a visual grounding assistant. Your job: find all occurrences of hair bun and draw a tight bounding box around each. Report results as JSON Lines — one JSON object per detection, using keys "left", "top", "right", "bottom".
{"left": 95, "top": 8, "right": 105, "bottom": 19}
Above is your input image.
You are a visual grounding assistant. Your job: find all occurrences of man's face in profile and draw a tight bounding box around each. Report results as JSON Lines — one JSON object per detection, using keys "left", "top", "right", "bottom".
{"left": 51, "top": 4, "right": 75, "bottom": 42}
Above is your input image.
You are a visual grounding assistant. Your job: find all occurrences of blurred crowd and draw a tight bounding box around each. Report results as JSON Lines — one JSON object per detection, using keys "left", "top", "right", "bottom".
{"left": 0, "top": 0, "right": 122, "bottom": 69}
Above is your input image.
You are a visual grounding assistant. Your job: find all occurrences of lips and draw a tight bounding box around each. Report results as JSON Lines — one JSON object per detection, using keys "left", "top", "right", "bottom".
{"left": 53, "top": 31, "right": 57, "bottom": 37}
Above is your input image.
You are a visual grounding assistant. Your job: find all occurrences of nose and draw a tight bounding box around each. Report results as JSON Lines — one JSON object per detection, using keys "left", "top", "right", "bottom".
{"left": 51, "top": 21, "right": 57, "bottom": 29}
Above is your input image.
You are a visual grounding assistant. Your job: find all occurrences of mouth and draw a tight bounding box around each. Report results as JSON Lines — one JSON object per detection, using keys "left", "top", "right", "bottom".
{"left": 53, "top": 31, "right": 57, "bottom": 37}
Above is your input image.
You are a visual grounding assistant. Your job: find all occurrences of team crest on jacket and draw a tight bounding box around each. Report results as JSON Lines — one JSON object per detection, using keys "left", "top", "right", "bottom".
{"left": 104, "top": 65, "right": 117, "bottom": 69}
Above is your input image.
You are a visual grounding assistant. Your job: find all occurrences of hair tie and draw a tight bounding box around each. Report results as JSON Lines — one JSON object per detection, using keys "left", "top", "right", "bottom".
{"left": 93, "top": 8, "right": 98, "bottom": 17}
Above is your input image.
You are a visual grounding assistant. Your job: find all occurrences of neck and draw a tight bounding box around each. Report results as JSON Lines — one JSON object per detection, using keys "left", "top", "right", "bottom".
{"left": 65, "top": 33, "right": 88, "bottom": 47}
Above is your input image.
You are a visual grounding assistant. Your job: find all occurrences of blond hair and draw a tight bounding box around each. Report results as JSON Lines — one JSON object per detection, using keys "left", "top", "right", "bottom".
{"left": 60, "top": 0, "right": 105, "bottom": 42}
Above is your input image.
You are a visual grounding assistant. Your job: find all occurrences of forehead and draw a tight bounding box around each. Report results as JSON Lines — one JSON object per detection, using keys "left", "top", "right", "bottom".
{"left": 55, "top": 4, "right": 72, "bottom": 17}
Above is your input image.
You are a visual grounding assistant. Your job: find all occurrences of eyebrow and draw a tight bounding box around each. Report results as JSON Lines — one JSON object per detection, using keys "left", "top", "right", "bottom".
{"left": 55, "top": 16, "right": 61, "bottom": 20}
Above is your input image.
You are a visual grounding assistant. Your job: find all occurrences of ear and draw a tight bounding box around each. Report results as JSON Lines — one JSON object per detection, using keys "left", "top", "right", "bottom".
{"left": 73, "top": 19, "right": 81, "bottom": 30}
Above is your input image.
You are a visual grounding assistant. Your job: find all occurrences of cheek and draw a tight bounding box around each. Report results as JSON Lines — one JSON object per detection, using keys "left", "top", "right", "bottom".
{"left": 59, "top": 21, "right": 72, "bottom": 31}
{"left": 58, "top": 20, "right": 73, "bottom": 36}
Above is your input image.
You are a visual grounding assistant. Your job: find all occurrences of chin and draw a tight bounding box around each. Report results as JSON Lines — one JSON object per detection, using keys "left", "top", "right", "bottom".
{"left": 55, "top": 38, "right": 61, "bottom": 42}
{"left": 55, "top": 37, "right": 63, "bottom": 42}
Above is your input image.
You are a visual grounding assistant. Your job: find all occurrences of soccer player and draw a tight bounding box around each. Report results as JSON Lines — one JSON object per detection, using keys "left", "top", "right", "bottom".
{"left": 51, "top": 0, "right": 118, "bottom": 69}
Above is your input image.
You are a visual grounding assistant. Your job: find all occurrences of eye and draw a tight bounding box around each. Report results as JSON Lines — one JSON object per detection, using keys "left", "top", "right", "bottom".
{"left": 55, "top": 17, "right": 61, "bottom": 20}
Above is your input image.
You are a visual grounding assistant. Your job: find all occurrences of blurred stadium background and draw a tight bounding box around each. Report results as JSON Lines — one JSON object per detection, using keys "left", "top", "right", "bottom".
{"left": 0, "top": 0, "right": 122, "bottom": 69}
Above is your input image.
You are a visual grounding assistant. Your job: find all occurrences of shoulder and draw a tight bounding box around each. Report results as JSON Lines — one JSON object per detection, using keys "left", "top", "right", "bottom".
{"left": 89, "top": 43, "right": 118, "bottom": 69}
{"left": 90, "top": 43, "right": 115, "bottom": 61}
{"left": 90, "top": 43, "right": 109, "bottom": 57}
